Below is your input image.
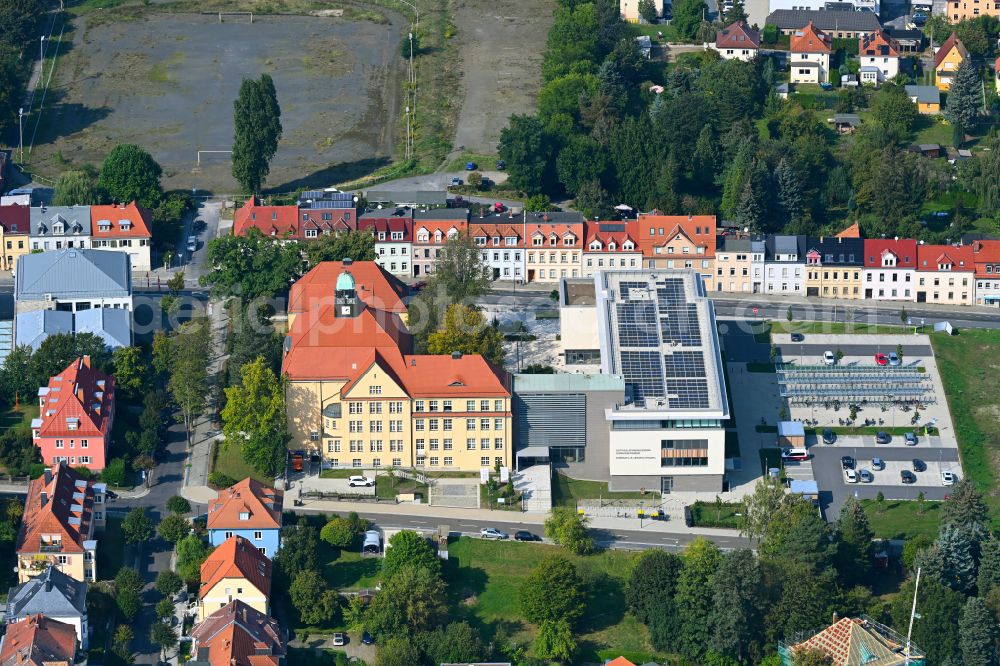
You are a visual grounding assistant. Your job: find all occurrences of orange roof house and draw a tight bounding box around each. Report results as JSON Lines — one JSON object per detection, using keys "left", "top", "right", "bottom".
{"left": 15, "top": 464, "right": 105, "bottom": 583}
{"left": 206, "top": 479, "right": 283, "bottom": 555}
{"left": 790, "top": 22, "right": 832, "bottom": 53}
{"left": 836, "top": 222, "right": 861, "bottom": 238}
{"left": 634, "top": 214, "right": 716, "bottom": 287}
{"left": 781, "top": 616, "right": 923, "bottom": 665}
{"left": 0, "top": 614, "right": 77, "bottom": 666}
{"left": 199, "top": 536, "right": 272, "bottom": 621}
{"left": 859, "top": 29, "right": 900, "bottom": 58}
{"left": 934, "top": 32, "right": 968, "bottom": 91}
{"left": 89, "top": 202, "right": 152, "bottom": 239}
{"left": 32, "top": 356, "right": 115, "bottom": 471}
{"left": 287, "top": 259, "right": 408, "bottom": 320}
{"left": 233, "top": 198, "right": 300, "bottom": 238}
{"left": 189, "top": 601, "right": 286, "bottom": 666}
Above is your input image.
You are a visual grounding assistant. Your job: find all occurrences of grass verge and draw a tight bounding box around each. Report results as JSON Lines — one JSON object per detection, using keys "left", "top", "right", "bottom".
{"left": 690, "top": 500, "right": 742, "bottom": 529}
{"left": 861, "top": 498, "right": 942, "bottom": 540}
{"left": 212, "top": 441, "right": 272, "bottom": 485}
{"left": 551, "top": 474, "right": 661, "bottom": 507}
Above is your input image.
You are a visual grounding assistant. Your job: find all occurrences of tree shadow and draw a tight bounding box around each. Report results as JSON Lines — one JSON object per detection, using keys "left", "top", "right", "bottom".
{"left": 578, "top": 570, "right": 626, "bottom": 634}
{"left": 265, "top": 157, "right": 393, "bottom": 193}
{"left": 32, "top": 97, "right": 113, "bottom": 146}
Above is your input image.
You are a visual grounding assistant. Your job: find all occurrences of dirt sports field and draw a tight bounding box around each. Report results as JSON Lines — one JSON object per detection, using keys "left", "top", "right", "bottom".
{"left": 34, "top": 12, "right": 404, "bottom": 192}
{"left": 450, "top": 0, "right": 553, "bottom": 154}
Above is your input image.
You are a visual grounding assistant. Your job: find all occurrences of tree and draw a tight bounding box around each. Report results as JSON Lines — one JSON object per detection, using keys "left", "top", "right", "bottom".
{"left": 498, "top": 114, "right": 553, "bottom": 194}
{"left": 710, "top": 549, "right": 763, "bottom": 662}
{"left": 520, "top": 555, "right": 586, "bottom": 626}
{"left": 938, "top": 523, "right": 978, "bottom": 593}
{"left": 776, "top": 158, "right": 804, "bottom": 224}
{"left": 115, "top": 568, "right": 144, "bottom": 620}
{"left": 942, "top": 479, "right": 990, "bottom": 536}
{"left": 102, "top": 458, "right": 128, "bottom": 487}
{"left": 671, "top": 0, "right": 707, "bottom": 41}
{"left": 891, "top": 577, "right": 963, "bottom": 664}
{"left": 542, "top": 4, "right": 601, "bottom": 80}
{"left": 321, "top": 514, "right": 369, "bottom": 548}
{"left": 544, "top": 506, "right": 595, "bottom": 555}
{"left": 375, "top": 637, "right": 421, "bottom": 666}
{"left": 0, "top": 0, "right": 43, "bottom": 50}
{"left": 793, "top": 648, "right": 833, "bottom": 666}
{"left": 112, "top": 624, "right": 134, "bottom": 662}
{"left": 960, "top": 597, "right": 997, "bottom": 666}
{"left": 201, "top": 230, "right": 303, "bottom": 300}
{"left": 420, "top": 622, "right": 487, "bottom": 665}
{"left": 741, "top": 477, "right": 785, "bottom": 543}
{"left": 175, "top": 534, "right": 212, "bottom": 582}
{"left": 98, "top": 144, "right": 163, "bottom": 209}
{"left": 133, "top": 455, "right": 156, "bottom": 488}
{"left": 155, "top": 570, "right": 184, "bottom": 598}
{"left": 274, "top": 523, "right": 320, "bottom": 581}
{"left": 342, "top": 595, "right": 367, "bottom": 631}
{"left": 675, "top": 537, "right": 722, "bottom": 659}
{"left": 122, "top": 507, "right": 153, "bottom": 544}
{"left": 723, "top": 0, "right": 748, "bottom": 23}
{"left": 692, "top": 125, "right": 719, "bottom": 187}
{"left": 232, "top": 74, "right": 282, "bottom": 193}
{"left": 869, "top": 84, "right": 918, "bottom": 137}
{"left": 978, "top": 536, "right": 1000, "bottom": 596}
{"left": 534, "top": 619, "right": 576, "bottom": 662}
{"left": 430, "top": 234, "right": 492, "bottom": 301}
{"left": 290, "top": 570, "right": 341, "bottom": 626}
{"left": 555, "top": 135, "right": 608, "bottom": 196}
{"left": 523, "top": 194, "right": 553, "bottom": 212}
{"left": 381, "top": 530, "right": 440, "bottom": 580}
{"left": 835, "top": 497, "right": 874, "bottom": 587}
{"left": 945, "top": 59, "right": 982, "bottom": 131}
{"left": 53, "top": 170, "right": 103, "bottom": 206}
{"left": 0, "top": 46, "right": 27, "bottom": 138}
{"left": 625, "top": 549, "right": 683, "bottom": 625}
{"left": 637, "top": 0, "right": 658, "bottom": 22}
{"left": 29, "top": 333, "right": 112, "bottom": 391}
{"left": 303, "top": 229, "right": 376, "bottom": 265}
{"left": 574, "top": 178, "right": 614, "bottom": 219}
{"left": 150, "top": 621, "right": 178, "bottom": 660}
{"left": 155, "top": 597, "right": 175, "bottom": 620}
{"left": 111, "top": 346, "right": 148, "bottom": 399}
{"left": 222, "top": 357, "right": 287, "bottom": 477}
{"left": 366, "top": 564, "right": 447, "bottom": 637}
{"left": 166, "top": 495, "right": 191, "bottom": 515}
{"left": 0, "top": 344, "right": 34, "bottom": 406}
{"left": 158, "top": 514, "right": 191, "bottom": 543}
{"left": 426, "top": 304, "right": 504, "bottom": 366}
{"left": 166, "top": 319, "right": 211, "bottom": 444}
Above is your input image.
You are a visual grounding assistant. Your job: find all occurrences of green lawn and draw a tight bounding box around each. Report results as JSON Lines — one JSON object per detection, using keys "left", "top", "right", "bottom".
{"left": 211, "top": 441, "right": 272, "bottom": 485}
{"left": 551, "top": 474, "right": 660, "bottom": 507}
{"left": 0, "top": 403, "right": 38, "bottom": 432}
{"left": 913, "top": 115, "right": 953, "bottom": 147}
{"left": 323, "top": 549, "right": 381, "bottom": 590}
{"left": 861, "top": 499, "right": 943, "bottom": 540}
{"left": 690, "top": 501, "right": 742, "bottom": 529}
{"left": 442, "top": 151, "right": 499, "bottom": 173}
{"left": 96, "top": 516, "right": 126, "bottom": 581}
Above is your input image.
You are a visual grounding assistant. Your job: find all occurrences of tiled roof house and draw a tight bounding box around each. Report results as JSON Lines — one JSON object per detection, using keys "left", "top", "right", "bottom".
{"left": 189, "top": 600, "right": 285, "bottom": 666}
{"left": 198, "top": 536, "right": 272, "bottom": 622}
{"left": 206, "top": 478, "right": 283, "bottom": 556}
{"left": 0, "top": 614, "right": 77, "bottom": 666}
{"left": 4, "top": 567, "right": 89, "bottom": 649}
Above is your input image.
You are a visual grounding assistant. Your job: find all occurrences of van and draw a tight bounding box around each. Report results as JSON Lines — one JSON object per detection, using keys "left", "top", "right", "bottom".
{"left": 781, "top": 448, "right": 809, "bottom": 461}
{"left": 362, "top": 529, "right": 381, "bottom": 554}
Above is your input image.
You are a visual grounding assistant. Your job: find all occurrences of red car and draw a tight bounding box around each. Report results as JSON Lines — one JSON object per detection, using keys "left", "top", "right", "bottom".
{"left": 874, "top": 353, "right": 888, "bottom": 366}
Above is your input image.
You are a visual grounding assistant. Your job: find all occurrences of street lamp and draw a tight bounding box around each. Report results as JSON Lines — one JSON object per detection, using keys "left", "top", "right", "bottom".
{"left": 18, "top": 107, "right": 25, "bottom": 163}
{"left": 40, "top": 35, "right": 47, "bottom": 64}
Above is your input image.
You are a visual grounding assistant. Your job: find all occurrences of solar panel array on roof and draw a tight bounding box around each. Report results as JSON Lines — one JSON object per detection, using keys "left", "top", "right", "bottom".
{"left": 657, "top": 280, "right": 702, "bottom": 347}
{"left": 619, "top": 351, "right": 664, "bottom": 404}
{"left": 599, "top": 223, "right": 626, "bottom": 232}
{"left": 307, "top": 199, "right": 353, "bottom": 209}
{"left": 616, "top": 301, "right": 659, "bottom": 347}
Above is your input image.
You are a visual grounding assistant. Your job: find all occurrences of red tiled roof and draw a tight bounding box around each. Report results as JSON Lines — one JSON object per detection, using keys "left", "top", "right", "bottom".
{"left": 604, "top": 658, "right": 637, "bottom": 666}
{"left": 583, "top": 221, "right": 639, "bottom": 252}
{"left": 469, "top": 222, "right": 523, "bottom": 244}
{"left": 0, "top": 614, "right": 77, "bottom": 666}
{"left": 36, "top": 356, "right": 114, "bottom": 439}
{"left": 935, "top": 32, "right": 968, "bottom": 68}
{"left": 716, "top": 20, "right": 760, "bottom": 49}
{"left": 0, "top": 204, "right": 30, "bottom": 235}
{"left": 791, "top": 22, "right": 832, "bottom": 54}
{"left": 413, "top": 220, "right": 467, "bottom": 245}
{"left": 358, "top": 217, "right": 412, "bottom": 241}
{"left": 199, "top": 536, "right": 272, "bottom": 599}
{"left": 916, "top": 243, "right": 974, "bottom": 271}
{"left": 837, "top": 222, "right": 861, "bottom": 238}
{"left": 233, "top": 197, "right": 300, "bottom": 238}
{"left": 635, "top": 213, "right": 716, "bottom": 258}
{"left": 863, "top": 239, "right": 917, "bottom": 268}
{"left": 207, "top": 478, "right": 283, "bottom": 531}
{"left": 300, "top": 207, "right": 356, "bottom": 233}
{"left": 859, "top": 29, "right": 900, "bottom": 58}
{"left": 190, "top": 601, "right": 285, "bottom": 666}
{"left": 89, "top": 202, "right": 152, "bottom": 239}
{"left": 790, "top": 617, "right": 911, "bottom": 665}
{"left": 972, "top": 240, "right": 1000, "bottom": 276}
{"left": 288, "top": 261, "right": 407, "bottom": 315}
{"left": 16, "top": 464, "right": 95, "bottom": 555}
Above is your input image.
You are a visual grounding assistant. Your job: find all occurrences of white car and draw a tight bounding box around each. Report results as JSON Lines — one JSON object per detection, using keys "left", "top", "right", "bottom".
{"left": 348, "top": 475, "right": 375, "bottom": 487}
{"left": 845, "top": 469, "right": 858, "bottom": 484}
{"left": 480, "top": 527, "right": 509, "bottom": 540}
{"left": 823, "top": 351, "right": 836, "bottom": 366}
{"left": 332, "top": 633, "right": 345, "bottom": 646}
{"left": 941, "top": 470, "right": 957, "bottom": 486}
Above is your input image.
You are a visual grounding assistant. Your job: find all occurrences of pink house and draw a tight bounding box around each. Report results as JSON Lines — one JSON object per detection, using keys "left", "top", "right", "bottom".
{"left": 31, "top": 356, "right": 115, "bottom": 471}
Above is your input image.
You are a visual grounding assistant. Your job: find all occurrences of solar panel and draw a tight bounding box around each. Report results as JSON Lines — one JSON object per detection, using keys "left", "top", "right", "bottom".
{"left": 599, "top": 223, "right": 625, "bottom": 232}
{"left": 663, "top": 351, "right": 706, "bottom": 378}
{"left": 620, "top": 351, "right": 665, "bottom": 406}
{"left": 666, "top": 379, "right": 710, "bottom": 408}
{"left": 616, "top": 302, "right": 659, "bottom": 347}
{"left": 308, "top": 200, "right": 353, "bottom": 209}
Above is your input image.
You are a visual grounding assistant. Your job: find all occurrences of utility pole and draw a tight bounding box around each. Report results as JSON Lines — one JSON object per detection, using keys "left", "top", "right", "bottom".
{"left": 18, "top": 108, "right": 25, "bottom": 163}
{"left": 904, "top": 567, "right": 921, "bottom": 666}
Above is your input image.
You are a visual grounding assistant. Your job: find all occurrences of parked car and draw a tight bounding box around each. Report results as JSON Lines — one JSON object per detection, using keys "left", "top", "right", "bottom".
{"left": 874, "top": 352, "right": 888, "bottom": 366}
{"left": 332, "top": 633, "right": 345, "bottom": 647}
{"left": 781, "top": 448, "right": 809, "bottom": 461}
{"left": 823, "top": 350, "right": 837, "bottom": 366}
{"left": 450, "top": 177, "right": 463, "bottom": 186}
{"left": 941, "top": 470, "right": 957, "bottom": 486}
{"left": 888, "top": 352, "right": 901, "bottom": 366}
{"left": 495, "top": 159, "right": 506, "bottom": 170}
{"left": 841, "top": 455, "right": 855, "bottom": 470}
{"left": 912, "top": 12, "right": 928, "bottom": 24}
{"left": 362, "top": 632, "right": 374, "bottom": 646}
{"left": 514, "top": 530, "right": 541, "bottom": 542}
{"left": 819, "top": 82, "right": 834, "bottom": 91}
{"left": 859, "top": 469, "right": 874, "bottom": 483}
{"left": 912, "top": 459, "right": 927, "bottom": 472}
{"left": 480, "top": 527, "right": 508, "bottom": 540}
{"left": 362, "top": 530, "right": 381, "bottom": 554}
{"left": 823, "top": 429, "right": 837, "bottom": 445}
{"left": 845, "top": 469, "right": 858, "bottom": 483}
{"left": 348, "top": 475, "right": 375, "bottom": 487}
{"left": 900, "top": 470, "right": 917, "bottom": 484}
{"left": 875, "top": 431, "right": 892, "bottom": 444}
{"left": 904, "top": 432, "right": 918, "bottom": 446}
{"left": 465, "top": 162, "right": 477, "bottom": 170}
{"left": 790, "top": 333, "right": 804, "bottom": 342}
{"left": 871, "top": 457, "right": 885, "bottom": 471}
{"left": 105, "top": 490, "right": 118, "bottom": 501}
{"left": 291, "top": 454, "right": 303, "bottom": 472}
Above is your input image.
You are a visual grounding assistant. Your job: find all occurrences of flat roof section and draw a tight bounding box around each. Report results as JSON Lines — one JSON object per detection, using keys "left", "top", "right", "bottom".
{"left": 562, "top": 278, "right": 597, "bottom": 306}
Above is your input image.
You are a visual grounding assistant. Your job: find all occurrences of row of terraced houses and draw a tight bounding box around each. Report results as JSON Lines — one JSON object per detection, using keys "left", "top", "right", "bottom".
{"left": 236, "top": 196, "right": 1000, "bottom": 307}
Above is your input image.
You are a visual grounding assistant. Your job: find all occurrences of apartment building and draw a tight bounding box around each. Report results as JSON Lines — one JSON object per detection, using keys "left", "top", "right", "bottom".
{"left": 4, "top": 567, "right": 89, "bottom": 649}
{"left": 206, "top": 478, "right": 283, "bottom": 556}
{"left": 863, "top": 239, "right": 917, "bottom": 301}
{"left": 412, "top": 210, "right": 468, "bottom": 277}
{"left": 523, "top": 212, "right": 585, "bottom": 283}
{"left": 972, "top": 240, "right": 1000, "bottom": 306}
{"left": 470, "top": 216, "right": 525, "bottom": 281}
{"left": 88, "top": 203, "right": 153, "bottom": 271}
{"left": 0, "top": 204, "right": 30, "bottom": 271}
{"left": 581, "top": 221, "right": 642, "bottom": 277}
{"left": 198, "top": 536, "right": 271, "bottom": 622}
{"left": 635, "top": 213, "right": 716, "bottom": 290}
{"left": 358, "top": 210, "right": 413, "bottom": 278}
{"left": 714, "top": 236, "right": 755, "bottom": 293}
{"left": 189, "top": 601, "right": 286, "bottom": 666}
{"left": 804, "top": 236, "right": 864, "bottom": 299}
{"left": 763, "top": 235, "right": 806, "bottom": 294}
{"left": 916, "top": 243, "right": 975, "bottom": 305}
{"left": 946, "top": 0, "right": 1000, "bottom": 22}
{"left": 29, "top": 207, "right": 91, "bottom": 252}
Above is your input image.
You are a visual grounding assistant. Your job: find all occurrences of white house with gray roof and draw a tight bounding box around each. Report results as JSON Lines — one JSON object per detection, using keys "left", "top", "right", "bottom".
{"left": 763, "top": 235, "right": 806, "bottom": 294}
{"left": 28, "top": 206, "right": 92, "bottom": 252}
{"left": 15, "top": 308, "right": 131, "bottom": 351}
{"left": 4, "top": 566, "right": 89, "bottom": 649}
{"left": 14, "top": 249, "right": 132, "bottom": 315}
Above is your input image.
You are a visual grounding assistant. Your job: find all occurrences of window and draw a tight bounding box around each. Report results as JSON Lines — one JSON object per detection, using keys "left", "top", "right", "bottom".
{"left": 429, "top": 419, "right": 439, "bottom": 431}
{"left": 81, "top": 439, "right": 88, "bottom": 449}
{"left": 495, "top": 400, "right": 503, "bottom": 411}
{"left": 369, "top": 402, "right": 382, "bottom": 414}
{"left": 443, "top": 400, "right": 452, "bottom": 412}
{"left": 495, "top": 457, "right": 504, "bottom": 467}
{"left": 415, "top": 419, "right": 424, "bottom": 431}
{"left": 349, "top": 402, "right": 363, "bottom": 414}
{"left": 444, "top": 456, "right": 453, "bottom": 466}
{"left": 254, "top": 531, "right": 263, "bottom": 540}
{"left": 392, "top": 458, "right": 402, "bottom": 467}
{"left": 239, "top": 511, "right": 250, "bottom": 521}
{"left": 481, "top": 456, "right": 491, "bottom": 466}
{"left": 480, "top": 418, "right": 490, "bottom": 430}
{"left": 443, "top": 438, "right": 453, "bottom": 450}
{"left": 225, "top": 531, "right": 234, "bottom": 539}
{"left": 79, "top": 456, "right": 90, "bottom": 464}
{"left": 369, "top": 385, "right": 382, "bottom": 395}
{"left": 495, "top": 438, "right": 504, "bottom": 450}
{"left": 494, "top": 418, "right": 503, "bottom": 430}
{"left": 55, "top": 439, "right": 64, "bottom": 449}
{"left": 466, "top": 400, "right": 476, "bottom": 411}
{"left": 467, "top": 438, "right": 477, "bottom": 450}
{"left": 430, "top": 457, "right": 439, "bottom": 466}
{"left": 370, "top": 421, "right": 383, "bottom": 433}
{"left": 353, "top": 459, "right": 362, "bottom": 468}
{"left": 443, "top": 418, "right": 452, "bottom": 431}
{"left": 414, "top": 400, "right": 424, "bottom": 412}
{"left": 466, "top": 418, "right": 476, "bottom": 430}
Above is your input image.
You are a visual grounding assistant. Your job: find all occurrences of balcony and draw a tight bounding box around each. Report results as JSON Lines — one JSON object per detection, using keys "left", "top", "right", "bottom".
{"left": 39, "top": 543, "right": 63, "bottom": 553}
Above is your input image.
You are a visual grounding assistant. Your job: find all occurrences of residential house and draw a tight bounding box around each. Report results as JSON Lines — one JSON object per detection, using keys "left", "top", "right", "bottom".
{"left": 916, "top": 243, "right": 975, "bottom": 305}
{"left": 972, "top": 240, "right": 1000, "bottom": 306}
{"left": 189, "top": 601, "right": 286, "bottom": 666}
{"left": 883, "top": 27, "right": 924, "bottom": 52}
{"left": 198, "top": 536, "right": 272, "bottom": 622}
{"left": 233, "top": 197, "right": 300, "bottom": 239}
{"left": 837, "top": 222, "right": 861, "bottom": 238}
{"left": 750, "top": 239, "right": 767, "bottom": 293}
{"left": 0, "top": 204, "right": 30, "bottom": 271}
{"left": 714, "top": 20, "right": 760, "bottom": 61}
{"left": 15, "top": 464, "right": 106, "bottom": 584}
{"left": 765, "top": 9, "right": 880, "bottom": 39}
{"left": 581, "top": 221, "right": 641, "bottom": 277}
{"left": 206, "top": 478, "right": 283, "bottom": 556}
{"left": 523, "top": 212, "right": 585, "bottom": 283}
{"left": 858, "top": 30, "right": 901, "bottom": 85}
{"left": 715, "top": 236, "right": 757, "bottom": 293}
{"left": 411, "top": 209, "right": 469, "bottom": 277}
{"left": 358, "top": 209, "right": 413, "bottom": 278}
{"left": 619, "top": 0, "right": 663, "bottom": 21}
{"left": 863, "top": 238, "right": 918, "bottom": 301}
{"left": 89, "top": 202, "right": 153, "bottom": 271}
{"left": 282, "top": 261, "right": 512, "bottom": 472}
{"left": 634, "top": 213, "right": 717, "bottom": 289}
{"left": 15, "top": 308, "right": 131, "bottom": 352}
{"left": 0, "top": 614, "right": 77, "bottom": 666}
{"left": 804, "top": 236, "right": 864, "bottom": 299}
{"left": 947, "top": 0, "right": 1000, "bottom": 21}
{"left": 298, "top": 191, "right": 357, "bottom": 236}
{"left": 470, "top": 215, "right": 525, "bottom": 282}
{"left": 4, "top": 567, "right": 89, "bottom": 649}
{"left": 934, "top": 32, "right": 968, "bottom": 91}
{"left": 779, "top": 616, "right": 923, "bottom": 665}
{"left": 28, "top": 207, "right": 90, "bottom": 253}
{"left": 764, "top": 235, "right": 806, "bottom": 294}
{"left": 31, "top": 356, "right": 115, "bottom": 471}
{"left": 905, "top": 85, "right": 941, "bottom": 113}
{"left": 15, "top": 249, "right": 132, "bottom": 315}
{"left": 789, "top": 22, "right": 832, "bottom": 84}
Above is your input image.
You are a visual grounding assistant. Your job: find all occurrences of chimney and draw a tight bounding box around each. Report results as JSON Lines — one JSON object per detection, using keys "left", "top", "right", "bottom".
{"left": 343, "top": 258, "right": 353, "bottom": 266}
{"left": 44, "top": 468, "right": 51, "bottom": 485}
{"left": 451, "top": 351, "right": 463, "bottom": 359}
{"left": 81, "top": 355, "right": 90, "bottom": 369}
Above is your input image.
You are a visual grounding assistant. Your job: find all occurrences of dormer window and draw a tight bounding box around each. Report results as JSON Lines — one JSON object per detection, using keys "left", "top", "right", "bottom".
{"left": 623, "top": 241, "right": 634, "bottom": 250}
{"left": 447, "top": 229, "right": 458, "bottom": 239}
{"left": 475, "top": 236, "right": 486, "bottom": 246}
{"left": 239, "top": 511, "right": 250, "bottom": 520}
{"left": 608, "top": 241, "right": 616, "bottom": 251}
{"left": 53, "top": 222, "right": 64, "bottom": 234}
{"left": 589, "top": 240, "right": 601, "bottom": 250}
{"left": 119, "top": 220, "right": 131, "bottom": 231}
{"left": 434, "top": 231, "right": 442, "bottom": 242}
{"left": 492, "top": 236, "right": 500, "bottom": 245}
{"left": 98, "top": 220, "right": 111, "bottom": 232}
{"left": 378, "top": 232, "right": 386, "bottom": 241}
{"left": 272, "top": 212, "right": 277, "bottom": 220}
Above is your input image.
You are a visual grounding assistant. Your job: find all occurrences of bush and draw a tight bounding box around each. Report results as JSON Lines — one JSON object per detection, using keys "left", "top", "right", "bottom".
{"left": 166, "top": 495, "right": 192, "bottom": 515}
{"left": 102, "top": 458, "right": 128, "bottom": 487}
{"left": 208, "top": 471, "right": 236, "bottom": 489}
